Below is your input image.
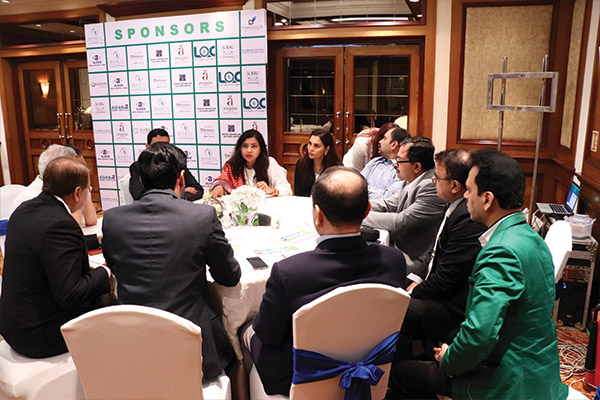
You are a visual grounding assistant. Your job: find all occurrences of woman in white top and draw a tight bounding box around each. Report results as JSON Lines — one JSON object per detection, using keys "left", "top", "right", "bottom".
{"left": 210, "top": 129, "right": 292, "bottom": 197}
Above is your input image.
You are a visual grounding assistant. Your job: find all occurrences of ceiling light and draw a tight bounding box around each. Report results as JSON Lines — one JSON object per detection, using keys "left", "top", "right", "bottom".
{"left": 35, "top": 24, "right": 42, "bottom": 27}
{"left": 39, "top": 81, "right": 50, "bottom": 97}
{"left": 417, "top": 14, "right": 422, "bottom": 18}
{"left": 274, "top": 22, "right": 283, "bottom": 26}
{"left": 331, "top": 17, "right": 409, "bottom": 22}
{"left": 69, "top": 30, "right": 75, "bottom": 33}
{"left": 281, "top": 18, "right": 287, "bottom": 23}
{"left": 409, "top": 0, "right": 419, "bottom": 2}
{"left": 1, "top": 0, "right": 10, "bottom": 4}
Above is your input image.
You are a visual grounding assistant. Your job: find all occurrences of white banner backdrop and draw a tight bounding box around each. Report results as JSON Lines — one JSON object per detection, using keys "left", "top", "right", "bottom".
{"left": 85, "top": 9, "right": 267, "bottom": 210}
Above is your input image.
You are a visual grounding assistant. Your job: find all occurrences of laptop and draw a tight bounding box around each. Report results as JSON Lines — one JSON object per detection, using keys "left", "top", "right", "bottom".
{"left": 537, "top": 181, "right": 580, "bottom": 216}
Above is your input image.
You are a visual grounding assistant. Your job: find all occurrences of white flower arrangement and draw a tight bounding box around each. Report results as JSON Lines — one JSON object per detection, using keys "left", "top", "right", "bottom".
{"left": 222, "top": 186, "right": 266, "bottom": 226}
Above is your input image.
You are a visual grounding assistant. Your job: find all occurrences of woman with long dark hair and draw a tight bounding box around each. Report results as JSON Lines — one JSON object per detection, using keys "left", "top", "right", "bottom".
{"left": 210, "top": 129, "right": 292, "bottom": 197}
{"left": 294, "top": 129, "right": 341, "bottom": 197}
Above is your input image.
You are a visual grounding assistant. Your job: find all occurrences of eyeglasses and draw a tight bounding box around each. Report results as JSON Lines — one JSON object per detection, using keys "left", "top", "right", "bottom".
{"left": 394, "top": 159, "right": 411, "bottom": 166}
{"left": 432, "top": 174, "right": 452, "bottom": 184}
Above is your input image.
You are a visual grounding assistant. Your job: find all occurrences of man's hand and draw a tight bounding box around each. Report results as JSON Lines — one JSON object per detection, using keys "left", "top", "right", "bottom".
{"left": 184, "top": 187, "right": 197, "bottom": 194}
{"left": 434, "top": 343, "right": 448, "bottom": 363}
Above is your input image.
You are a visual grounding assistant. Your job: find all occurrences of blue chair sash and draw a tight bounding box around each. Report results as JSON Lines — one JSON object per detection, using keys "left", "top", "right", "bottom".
{"left": 292, "top": 330, "right": 400, "bottom": 400}
{"left": 0, "top": 219, "right": 8, "bottom": 236}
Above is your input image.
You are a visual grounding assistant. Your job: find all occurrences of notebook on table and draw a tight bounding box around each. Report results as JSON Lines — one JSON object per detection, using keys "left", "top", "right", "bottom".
{"left": 536, "top": 181, "right": 580, "bottom": 216}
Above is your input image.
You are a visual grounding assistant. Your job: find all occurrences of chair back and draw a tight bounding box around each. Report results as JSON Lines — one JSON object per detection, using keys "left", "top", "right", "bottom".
{"left": 117, "top": 175, "right": 134, "bottom": 205}
{"left": 0, "top": 185, "right": 25, "bottom": 220}
{"left": 61, "top": 305, "right": 205, "bottom": 400}
{"left": 290, "top": 283, "right": 410, "bottom": 400}
{"left": 544, "top": 220, "right": 573, "bottom": 283}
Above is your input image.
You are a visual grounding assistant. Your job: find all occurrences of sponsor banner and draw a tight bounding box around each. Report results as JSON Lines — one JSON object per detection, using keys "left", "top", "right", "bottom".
{"left": 193, "top": 40, "right": 217, "bottom": 67}
{"left": 170, "top": 42, "right": 193, "bottom": 68}
{"left": 195, "top": 93, "right": 218, "bottom": 118}
{"left": 178, "top": 145, "right": 198, "bottom": 169}
{"left": 218, "top": 66, "right": 241, "bottom": 92}
{"left": 87, "top": 48, "right": 107, "bottom": 72}
{"left": 107, "top": 47, "right": 127, "bottom": 71}
{"left": 240, "top": 37, "right": 267, "bottom": 64}
{"left": 96, "top": 145, "right": 115, "bottom": 166}
{"left": 148, "top": 43, "right": 170, "bottom": 69}
{"left": 93, "top": 120, "right": 113, "bottom": 143}
{"left": 243, "top": 119, "right": 268, "bottom": 136}
{"left": 199, "top": 170, "right": 219, "bottom": 190}
{"left": 198, "top": 145, "right": 221, "bottom": 169}
{"left": 242, "top": 93, "right": 267, "bottom": 118}
{"left": 97, "top": 167, "right": 118, "bottom": 189}
{"left": 196, "top": 119, "right": 219, "bottom": 144}
{"left": 217, "top": 39, "right": 240, "bottom": 66}
{"left": 85, "top": 24, "right": 105, "bottom": 48}
{"left": 114, "top": 144, "right": 134, "bottom": 167}
{"left": 100, "top": 190, "right": 119, "bottom": 210}
{"left": 174, "top": 120, "right": 196, "bottom": 143}
{"left": 218, "top": 93, "right": 241, "bottom": 118}
{"left": 89, "top": 73, "right": 109, "bottom": 96}
{"left": 240, "top": 10, "right": 266, "bottom": 38}
{"left": 149, "top": 69, "right": 171, "bottom": 94}
{"left": 91, "top": 97, "right": 110, "bottom": 120}
{"left": 128, "top": 71, "right": 150, "bottom": 94}
{"left": 108, "top": 71, "right": 129, "bottom": 96}
{"left": 151, "top": 95, "right": 172, "bottom": 119}
{"left": 127, "top": 45, "right": 148, "bottom": 70}
{"left": 112, "top": 121, "right": 132, "bottom": 143}
{"left": 219, "top": 120, "right": 242, "bottom": 144}
{"left": 171, "top": 68, "right": 194, "bottom": 93}
{"left": 242, "top": 65, "right": 266, "bottom": 91}
{"left": 132, "top": 120, "right": 152, "bottom": 143}
{"left": 130, "top": 95, "right": 151, "bottom": 119}
{"left": 173, "top": 94, "right": 195, "bottom": 119}
{"left": 194, "top": 67, "right": 217, "bottom": 92}
{"left": 220, "top": 145, "right": 235, "bottom": 167}
{"left": 152, "top": 120, "right": 173, "bottom": 134}
{"left": 133, "top": 145, "right": 146, "bottom": 161}
{"left": 110, "top": 96, "right": 131, "bottom": 119}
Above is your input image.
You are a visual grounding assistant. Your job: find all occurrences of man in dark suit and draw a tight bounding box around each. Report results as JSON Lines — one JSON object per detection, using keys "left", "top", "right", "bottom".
{"left": 391, "top": 149, "right": 486, "bottom": 366}
{"left": 129, "top": 128, "right": 203, "bottom": 201}
{"left": 102, "top": 142, "right": 240, "bottom": 381}
{"left": 245, "top": 166, "right": 407, "bottom": 396}
{"left": 0, "top": 157, "right": 111, "bottom": 358}
{"left": 362, "top": 137, "right": 446, "bottom": 278}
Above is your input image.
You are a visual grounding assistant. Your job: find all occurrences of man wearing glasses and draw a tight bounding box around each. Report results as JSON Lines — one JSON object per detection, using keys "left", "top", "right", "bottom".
{"left": 362, "top": 136, "right": 446, "bottom": 279}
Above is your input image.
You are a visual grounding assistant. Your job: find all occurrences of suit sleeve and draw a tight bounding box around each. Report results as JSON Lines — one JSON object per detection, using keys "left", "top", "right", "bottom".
{"left": 252, "top": 262, "right": 291, "bottom": 345}
{"left": 182, "top": 168, "right": 204, "bottom": 201}
{"left": 204, "top": 208, "right": 241, "bottom": 286}
{"left": 439, "top": 244, "right": 524, "bottom": 376}
{"left": 40, "top": 218, "right": 110, "bottom": 309}
{"left": 363, "top": 180, "right": 446, "bottom": 233}
{"left": 129, "top": 162, "right": 145, "bottom": 200}
{"left": 412, "top": 215, "right": 483, "bottom": 299}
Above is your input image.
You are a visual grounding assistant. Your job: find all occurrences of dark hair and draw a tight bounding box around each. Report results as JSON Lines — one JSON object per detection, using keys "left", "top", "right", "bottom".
{"left": 138, "top": 142, "right": 187, "bottom": 190}
{"left": 63, "top": 144, "right": 83, "bottom": 156}
{"left": 311, "top": 166, "right": 369, "bottom": 226}
{"left": 434, "top": 148, "right": 472, "bottom": 188}
{"left": 228, "top": 129, "right": 269, "bottom": 183}
{"left": 147, "top": 128, "right": 170, "bottom": 145}
{"left": 295, "top": 129, "right": 341, "bottom": 195}
{"left": 386, "top": 127, "right": 410, "bottom": 147}
{"left": 42, "top": 157, "right": 89, "bottom": 197}
{"left": 471, "top": 149, "right": 524, "bottom": 210}
{"left": 371, "top": 122, "right": 399, "bottom": 159}
{"left": 401, "top": 136, "right": 435, "bottom": 171}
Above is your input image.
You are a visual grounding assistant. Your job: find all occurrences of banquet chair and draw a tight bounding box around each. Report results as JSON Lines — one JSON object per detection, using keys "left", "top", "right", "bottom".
{"left": 61, "top": 305, "right": 231, "bottom": 400}
{"left": 117, "top": 174, "right": 134, "bottom": 205}
{"left": 249, "top": 283, "right": 410, "bottom": 400}
{"left": 0, "top": 184, "right": 25, "bottom": 221}
{"left": 544, "top": 220, "right": 573, "bottom": 283}
{"left": 0, "top": 340, "right": 84, "bottom": 400}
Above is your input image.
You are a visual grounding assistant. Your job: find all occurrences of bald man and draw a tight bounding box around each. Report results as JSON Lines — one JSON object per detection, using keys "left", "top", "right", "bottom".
{"left": 246, "top": 166, "right": 407, "bottom": 396}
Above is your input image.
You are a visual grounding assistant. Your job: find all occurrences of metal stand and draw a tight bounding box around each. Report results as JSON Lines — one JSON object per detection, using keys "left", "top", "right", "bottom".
{"left": 487, "top": 55, "right": 558, "bottom": 225}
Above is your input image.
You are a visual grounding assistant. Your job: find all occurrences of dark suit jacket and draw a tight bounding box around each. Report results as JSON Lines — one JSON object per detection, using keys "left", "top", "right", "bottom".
{"left": 129, "top": 161, "right": 204, "bottom": 201}
{"left": 0, "top": 192, "right": 110, "bottom": 358}
{"left": 411, "top": 198, "right": 486, "bottom": 315}
{"left": 102, "top": 189, "right": 241, "bottom": 380}
{"left": 251, "top": 235, "right": 407, "bottom": 395}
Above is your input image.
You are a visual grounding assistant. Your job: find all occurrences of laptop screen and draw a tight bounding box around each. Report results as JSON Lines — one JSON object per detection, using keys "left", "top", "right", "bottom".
{"left": 565, "top": 182, "right": 581, "bottom": 212}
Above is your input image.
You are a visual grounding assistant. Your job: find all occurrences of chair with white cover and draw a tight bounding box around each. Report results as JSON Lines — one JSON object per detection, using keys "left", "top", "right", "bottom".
{"left": 544, "top": 220, "right": 573, "bottom": 283}
{"left": 117, "top": 174, "right": 134, "bottom": 205}
{"left": 0, "top": 185, "right": 25, "bottom": 221}
{"left": 60, "top": 304, "right": 231, "bottom": 400}
{"left": 0, "top": 340, "right": 84, "bottom": 400}
{"left": 249, "top": 283, "right": 410, "bottom": 400}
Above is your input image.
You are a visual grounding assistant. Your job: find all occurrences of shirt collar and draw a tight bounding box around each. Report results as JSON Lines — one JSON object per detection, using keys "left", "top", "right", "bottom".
{"left": 53, "top": 194, "right": 73, "bottom": 214}
{"left": 316, "top": 232, "right": 361, "bottom": 245}
{"left": 405, "top": 168, "right": 429, "bottom": 191}
{"left": 446, "top": 197, "right": 462, "bottom": 218}
{"left": 478, "top": 212, "right": 521, "bottom": 246}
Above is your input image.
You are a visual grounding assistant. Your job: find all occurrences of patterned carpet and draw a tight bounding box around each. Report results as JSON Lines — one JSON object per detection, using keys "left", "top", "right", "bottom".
{"left": 559, "top": 326, "right": 597, "bottom": 399}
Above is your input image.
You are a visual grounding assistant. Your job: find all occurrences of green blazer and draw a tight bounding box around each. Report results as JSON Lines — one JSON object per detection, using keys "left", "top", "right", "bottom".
{"left": 439, "top": 213, "right": 568, "bottom": 400}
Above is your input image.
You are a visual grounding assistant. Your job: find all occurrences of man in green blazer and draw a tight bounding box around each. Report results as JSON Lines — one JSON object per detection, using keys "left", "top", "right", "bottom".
{"left": 435, "top": 149, "right": 567, "bottom": 399}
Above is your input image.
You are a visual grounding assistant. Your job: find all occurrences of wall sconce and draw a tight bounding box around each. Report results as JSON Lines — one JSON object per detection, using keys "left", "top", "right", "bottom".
{"left": 39, "top": 81, "right": 50, "bottom": 97}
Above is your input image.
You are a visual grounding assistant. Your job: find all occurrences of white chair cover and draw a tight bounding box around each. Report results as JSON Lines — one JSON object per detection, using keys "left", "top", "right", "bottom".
{"left": 567, "top": 386, "right": 589, "bottom": 399}
{"left": 117, "top": 174, "right": 134, "bottom": 205}
{"left": 61, "top": 304, "right": 231, "bottom": 400}
{"left": 0, "top": 185, "right": 25, "bottom": 220}
{"left": 249, "top": 284, "right": 410, "bottom": 400}
{"left": 0, "top": 341, "right": 83, "bottom": 400}
{"left": 545, "top": 220, "right": 573, "bottom": 283}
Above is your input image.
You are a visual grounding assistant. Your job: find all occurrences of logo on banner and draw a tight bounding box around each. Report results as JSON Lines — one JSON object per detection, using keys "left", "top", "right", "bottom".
{"left": 248, "top": 16, "right": 256, "bottom": 25}
{"left": 194, "top": 45, "right": 216, "bottom": 59}
{"left": 91, "top": 27, "right": 99, "bottom": 36}
{"left": 93, "top": 55, "right": 101, "bottom": 61}
{"left": 228, "top": 124, "right": 235, "bottom": 132}
{"left": 241, "top": 14, "right": 264, "bottom": 35}
{"left": 156, "top": 50, "right": 162, "bottom": 57}
{"left": 177, "top": 46, "right": 185, "bottom": 55}
{"left": 218, "top": 71, "right": 241, "bottom": 84}
{"left": 90, "top": 80, "right": 107, "bottom": 89}
{"left": 251, "top": 122, "right": 259, "bottom": 130}
{"left": 111, "top": 103, "right": 130, "bottom": 112}
{"left": 243, "top": 97, "right": 266, "bottom": 110}
{"left": 99, "top": 173, "right": 116, "bottom": 183}
{"left": 118, "top": 122, "right": 125, "bottom": 132}
{"left": 226, "top": 96, "right": 234, "bottom": 106}
{"left": 179, "top": 74, "right": 186, "bottom": 82}
{"left": 99, "top": 149, "right": 113, "bottom": 161}
{"left": 112, "top": 51, "right": 121, "bottom": 60}
{"left": 202, "top": 71, "right": 209, "bottom": 80}
{"left": 205, "top": 148, "right": 213, "bottom": 157}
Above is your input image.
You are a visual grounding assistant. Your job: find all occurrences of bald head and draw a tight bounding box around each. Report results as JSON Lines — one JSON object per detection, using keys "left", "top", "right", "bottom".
{"left": 311, "top": 166, "right": 369, "bottom": 227}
